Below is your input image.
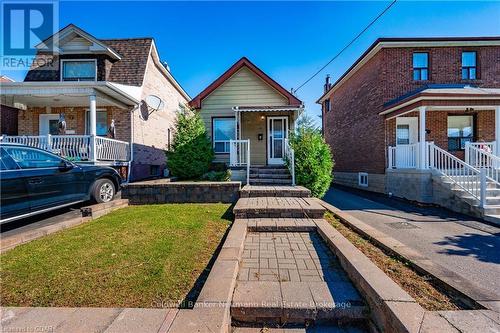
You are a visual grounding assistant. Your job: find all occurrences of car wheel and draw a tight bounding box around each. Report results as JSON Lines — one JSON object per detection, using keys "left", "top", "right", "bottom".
{"left": 93, "top": 179, "right": 115, "bottom": 203}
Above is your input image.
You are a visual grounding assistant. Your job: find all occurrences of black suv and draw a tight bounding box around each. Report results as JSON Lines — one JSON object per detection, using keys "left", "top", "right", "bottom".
{"left": 0, "top": 143, "right": 122, "bottom": 224}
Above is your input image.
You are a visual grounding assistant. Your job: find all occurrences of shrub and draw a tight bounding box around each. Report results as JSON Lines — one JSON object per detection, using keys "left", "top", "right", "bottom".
{"left": 201, "top": 170, "right": 232, "bottom": 181}
{"left": 288, "top": 114, "right": 334, "bottom": 198}
{"left": 167, "top": 110, "right": 214, "bottom": 180}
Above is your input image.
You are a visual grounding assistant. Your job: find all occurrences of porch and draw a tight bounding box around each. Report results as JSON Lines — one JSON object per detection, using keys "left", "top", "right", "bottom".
{"left": 0, "top": 82, "right": 139, "bottom": 165}
{"left": 226, "top": 105, "right": 303, "bottom": 185}
{"left": 381, "top": 87, "right": 500, "bottom": 219}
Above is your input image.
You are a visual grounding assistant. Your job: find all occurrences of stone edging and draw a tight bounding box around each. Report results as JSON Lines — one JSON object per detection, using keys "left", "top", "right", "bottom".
{"left": 167, "top": 218, "right": 247, "bottom": 332}
{"left": 1, "top": 199, "right": 129, "bottom": 253}
{"left": 317, "top": 198, "right": 500, "bottom": 311}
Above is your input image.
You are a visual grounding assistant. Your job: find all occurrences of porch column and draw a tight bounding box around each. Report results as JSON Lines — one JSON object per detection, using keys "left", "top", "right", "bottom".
{"left": 89, "top": 94, "right": 97, "bottom": 161}
{"left": 496, "top": 105, "right": 500, "bottom": 156}
{"left": 419, "top": 106, "right": 427, "bottom": 169}
{"left": 89, "top": 94, "right": 97, "bottom": 136}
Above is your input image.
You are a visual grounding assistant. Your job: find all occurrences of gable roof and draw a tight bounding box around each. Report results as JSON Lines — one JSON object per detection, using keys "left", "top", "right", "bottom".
{"left": 189, "top": 57, "right": 302, "bottom": 109}
{"left": 38, "top": 24, "right": 122, "bottom": 60}
{"left": 101, "top": 38, "right": 152, "bottom": 86}
{"left": 317, "top": 36, "right": 500, "bottom": 104}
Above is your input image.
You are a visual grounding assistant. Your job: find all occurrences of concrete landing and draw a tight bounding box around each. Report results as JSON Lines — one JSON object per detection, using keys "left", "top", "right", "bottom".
{"left": 241, "top": 185, "right": 311, "bottom": 198}
{"left": 231, "top": 231, "right": 367, "bottom": 324}
{"left": 233, "top": 197, "right": 325, "bottom": 219}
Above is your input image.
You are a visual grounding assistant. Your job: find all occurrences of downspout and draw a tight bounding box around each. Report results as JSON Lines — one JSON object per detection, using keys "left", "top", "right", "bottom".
{"left": 127, "top": 104, "right": 137, "bottom": 183}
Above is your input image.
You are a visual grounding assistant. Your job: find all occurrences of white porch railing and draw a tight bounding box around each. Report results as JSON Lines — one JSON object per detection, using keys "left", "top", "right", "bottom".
{"left": 427, "top": 142, "right": 487, "bottom": 207}
{"left": 0, "top": 134, "right": 130, "bottom": 163}
{"left": 465, "top": 142, "right": 500, "bottom": 187}
{"left": 388, "top": 144, "right": 418, "bottom": 169}
{"left": 229, "top": 139, "right": 250, "bottom": 184}
{"left": 284, "top": 138, "right": 296, "bottom": 186}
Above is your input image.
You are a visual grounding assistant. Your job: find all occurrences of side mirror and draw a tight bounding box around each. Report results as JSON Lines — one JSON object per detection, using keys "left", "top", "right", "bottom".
{"left": 59, "top": 160, "right": 74, "bottom": 171}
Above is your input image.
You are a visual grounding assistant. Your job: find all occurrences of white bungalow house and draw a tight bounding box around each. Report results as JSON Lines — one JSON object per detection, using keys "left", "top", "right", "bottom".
{"left": 0, "top": 24, "right": 189, "bottom": 181}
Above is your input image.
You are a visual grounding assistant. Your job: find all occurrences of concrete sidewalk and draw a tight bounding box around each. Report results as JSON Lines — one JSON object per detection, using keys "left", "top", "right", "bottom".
{"left": 323, "top": 187, "right": 500, "bottom": 297}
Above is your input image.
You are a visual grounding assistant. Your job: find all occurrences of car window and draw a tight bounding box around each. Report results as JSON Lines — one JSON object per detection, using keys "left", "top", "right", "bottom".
{"left": 3, "top": 147, "right": 63, "bottom": 169}
{"left": 0, "top": 148, "right": 19, "bottom": 171}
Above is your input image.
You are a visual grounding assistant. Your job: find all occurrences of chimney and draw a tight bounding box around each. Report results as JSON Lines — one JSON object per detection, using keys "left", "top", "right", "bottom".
{"left": 324, "top": 74, "right": 331, "bottom": 93}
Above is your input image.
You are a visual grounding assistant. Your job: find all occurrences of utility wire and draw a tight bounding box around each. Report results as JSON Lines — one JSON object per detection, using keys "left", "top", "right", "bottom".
{"left": 294, "top": 0, "right": 397, "bottom": 93}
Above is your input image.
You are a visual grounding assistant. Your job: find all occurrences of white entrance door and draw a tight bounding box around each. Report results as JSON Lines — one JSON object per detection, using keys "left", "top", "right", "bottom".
{"left": 395, "top": 117, "right": 418, "bottom": 168}
{"left": 39, "top": 114, "right": 60, "bottom": 135}
{"left": 267, "top": 116, "right": 288, "bottom": 165}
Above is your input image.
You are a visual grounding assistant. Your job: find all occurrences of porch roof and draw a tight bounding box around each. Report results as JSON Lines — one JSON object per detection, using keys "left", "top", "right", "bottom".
{"left": 380, "top": 86, "right": 500, "bottom": 118}
{"left": 0, "top": 81, "right": 141, "bottom": 109}
{"left": 233, "top": 105, "right": 304, "bottom": 113}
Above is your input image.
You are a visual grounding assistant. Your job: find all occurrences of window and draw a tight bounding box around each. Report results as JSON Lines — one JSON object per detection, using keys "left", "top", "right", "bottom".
{"left": 448, "top": 115, "right": 474, "bottom": 151}
{"left": 212, "top": 118, "right": 235, "bottom": 153}
{"left": 62, "top": 60, "right": 96, "bottom": 81}
{"left": 3, "top": 147, "right": 63, "bottom": 169}
{"left": 86, "top": 111, "right": 108, "bottom": 136}
{"left": 0, "top": 148, "right": 19, "bottom": 170}
{"left": 396, "top": 124, "right": 410, "bottom": 145}
{"left": 358, "top": 172, "right": 368, "bottom": 187}
{"left": 462, "top": 51, "right": 477, "bottom": 80}
{"left": 324, "top": 99, "right": 331, "bottom": 113}
{"left": 413, "top": 53, "right": 428, "bottom": 81}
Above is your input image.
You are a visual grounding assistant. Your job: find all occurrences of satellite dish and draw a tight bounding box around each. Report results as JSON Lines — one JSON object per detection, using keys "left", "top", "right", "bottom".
{"left": 140, "top": 95, "right": 164, "bottom": 121}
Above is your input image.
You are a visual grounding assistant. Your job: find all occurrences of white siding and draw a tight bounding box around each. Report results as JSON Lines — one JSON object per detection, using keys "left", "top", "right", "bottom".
{"left": 199, "top": 67, "right": 289, "bottom": 162}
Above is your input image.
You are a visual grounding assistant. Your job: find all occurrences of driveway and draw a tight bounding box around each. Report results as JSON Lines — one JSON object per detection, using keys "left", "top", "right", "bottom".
{"left": 323, "top": 186, "right": 500, "bottom": 297}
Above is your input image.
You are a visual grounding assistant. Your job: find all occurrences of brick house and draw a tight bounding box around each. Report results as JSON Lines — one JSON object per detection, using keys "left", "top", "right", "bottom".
{"left": 318, "top": 37, "right": 500, "bottom": 222}
{"left": 0, "top": 24, "right": 190, "bottom": 181}
{"left": 189, "top": 57, "right": 303, "bottom": 185}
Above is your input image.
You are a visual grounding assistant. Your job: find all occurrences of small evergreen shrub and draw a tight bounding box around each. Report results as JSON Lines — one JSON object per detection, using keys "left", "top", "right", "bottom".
{"left": 288, "top": 115, "right": 334, "bottom": 198}
{"left": 201, "top": 170, "right": 232, "bottom": 181}
{"left": 167, "top": 110, "right": 214, "bottom": 180}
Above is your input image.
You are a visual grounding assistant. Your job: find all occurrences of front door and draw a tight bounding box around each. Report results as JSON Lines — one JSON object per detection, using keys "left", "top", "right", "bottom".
{"left": 39, "top": 114, "right": 59, "bottom": 135}
{"left": 267, "top": 116, "right": 288, "bottom": 165}
{"left": 395, "top": 117, "right": 418, "bottom": 168}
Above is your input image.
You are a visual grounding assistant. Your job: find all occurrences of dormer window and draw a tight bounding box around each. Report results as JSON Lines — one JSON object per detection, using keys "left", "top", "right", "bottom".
{"left": 62, "top": 60, "right": 96, "bottom": 81}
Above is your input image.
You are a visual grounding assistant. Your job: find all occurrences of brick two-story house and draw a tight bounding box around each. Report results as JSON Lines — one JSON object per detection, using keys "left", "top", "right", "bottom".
{"left": 0, "top": 24, "right": 190, "bottom": 181}
{"left": 318, "top": 37, "right": 500, "bottom": 222}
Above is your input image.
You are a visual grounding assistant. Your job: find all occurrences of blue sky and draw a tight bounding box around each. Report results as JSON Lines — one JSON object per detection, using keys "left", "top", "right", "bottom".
{"left": 3, "top": 1, "right": 500, "bottom": 124}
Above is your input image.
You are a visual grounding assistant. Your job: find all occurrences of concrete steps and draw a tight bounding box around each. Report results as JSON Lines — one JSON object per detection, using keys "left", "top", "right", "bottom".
{"left": 434, "top": 174, "right": 500, "bottom": 225}
{"left": 240, "top": 185, "right": 311, "bottom": 198}
{"left": 233, "top": 197, "right": 325, "bottom": 219}
{"left": 249, "top": 166, "right": 293, "bottom": 186}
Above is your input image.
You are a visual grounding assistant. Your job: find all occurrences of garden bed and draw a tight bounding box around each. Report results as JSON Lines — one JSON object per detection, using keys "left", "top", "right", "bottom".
{"left": 0, "top": 204, "right": 232, "bottom": 308}
{"left": 324, "top": 212, "right": 465, "bottom": 311}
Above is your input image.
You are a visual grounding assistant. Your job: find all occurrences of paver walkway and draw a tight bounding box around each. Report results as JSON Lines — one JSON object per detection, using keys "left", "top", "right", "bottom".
{"left": 323, "top": 187, "right": 500, "bottom": 297}
{"left": 231, "top": 188, "right": 367, "bottom": 328}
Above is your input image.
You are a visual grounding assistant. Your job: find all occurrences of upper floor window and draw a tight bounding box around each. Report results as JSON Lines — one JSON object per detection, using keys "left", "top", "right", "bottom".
{"left": 412, "top": 53, "right": 428, "bottom": 81}
{"left": 324, "top": 99, "right": 331, "bottom": 112}
{"left": 62, "top": 60, "right": 96, "bottom": 81}
{"left": 461, "top": 51, "right": 477, "bottom": 80}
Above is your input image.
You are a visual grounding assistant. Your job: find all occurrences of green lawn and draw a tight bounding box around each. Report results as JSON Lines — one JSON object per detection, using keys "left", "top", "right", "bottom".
{"left": 0, "top": 203, "right": 232, "bottom": 308}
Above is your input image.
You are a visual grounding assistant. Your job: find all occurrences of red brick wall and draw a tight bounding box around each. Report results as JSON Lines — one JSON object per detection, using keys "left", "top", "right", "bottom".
{"left": 323, "top": 52, "right": 386, "bottom": 174}
{"left": 323, "top": 44, "right": 500, "bottom": 174}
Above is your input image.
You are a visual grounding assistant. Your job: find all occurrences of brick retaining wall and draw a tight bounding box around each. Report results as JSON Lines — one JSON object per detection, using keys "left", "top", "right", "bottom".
{"left": 122, "top": 180, "right": 241, "bottom": 204}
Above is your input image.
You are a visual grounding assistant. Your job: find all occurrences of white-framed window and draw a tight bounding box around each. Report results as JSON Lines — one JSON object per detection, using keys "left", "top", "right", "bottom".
{"left": 212, "top": 117, "right": 235, "bottom": 153}
{"left": 358, "top": 172, "right": 368, "bottom": 187}
{"left": 61, "top": 59, "right": 97, "bottom": 81}
{"left": 85, "top": 110, "right": 108, "bottom": 136}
